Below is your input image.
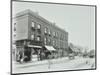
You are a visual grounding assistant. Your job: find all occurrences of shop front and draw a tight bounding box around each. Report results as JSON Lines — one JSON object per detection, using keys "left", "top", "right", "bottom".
{"left": 15, "top": 45, "right": 42, "bottom": 63}
{"left": 15, "top": 46, "right": 24, "bottom": 63}
{"left": 15, "top": 44, "right": 56, "bottom": 63}
{"left": 27, "top": 45, "right": 42, "bottom": 61}
{"left": 43, "top": 45, "right": 56, "bottom": 59}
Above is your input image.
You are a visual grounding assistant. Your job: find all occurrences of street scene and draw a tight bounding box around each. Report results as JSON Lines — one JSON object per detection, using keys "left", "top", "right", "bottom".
{"left": 12, "top": 1, "right": 96, "bottom": 74}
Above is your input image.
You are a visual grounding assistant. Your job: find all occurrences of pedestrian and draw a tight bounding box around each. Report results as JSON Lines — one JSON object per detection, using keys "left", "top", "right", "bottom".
{"left": 86, "top": 60, "right": 88, "bottom": 64}
{"left": 91, "top": 63, "right": 94, "bottom": 68}
{"left": 19, "top": 51, "right": 23, "bottom": 63}
{"left": 37, "top": 49, "right": 41, "bottom": 61}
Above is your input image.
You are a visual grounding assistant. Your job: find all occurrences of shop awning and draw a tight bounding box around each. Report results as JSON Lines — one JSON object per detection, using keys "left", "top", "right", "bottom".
{"left": 28, "top": 45, "right": 42, "bottom": 48}
{"left": 45, "top": 45, "right": 56, "bottom": 51}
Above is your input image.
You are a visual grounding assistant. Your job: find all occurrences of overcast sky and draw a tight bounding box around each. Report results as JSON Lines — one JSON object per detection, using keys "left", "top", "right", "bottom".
{"left": 12, "top": 1, "right": 95, "bottom": 50}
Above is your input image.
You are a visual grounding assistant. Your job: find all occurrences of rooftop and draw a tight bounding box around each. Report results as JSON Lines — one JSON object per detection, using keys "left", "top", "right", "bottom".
{"left": 14, "top": 9, "right": 68, "bottom": 34}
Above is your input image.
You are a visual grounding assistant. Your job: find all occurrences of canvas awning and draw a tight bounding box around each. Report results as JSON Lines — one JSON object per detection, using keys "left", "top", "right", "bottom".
{"left": 45, "top": 45, "right": 56, "bottom": 51}
{"left": 28, "top": 45, "right": 42, "bottom": 48}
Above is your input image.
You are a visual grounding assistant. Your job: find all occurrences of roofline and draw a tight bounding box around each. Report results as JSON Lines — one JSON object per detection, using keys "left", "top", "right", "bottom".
{"left": 14, "top": 9, "right": 68, "bottom": 33}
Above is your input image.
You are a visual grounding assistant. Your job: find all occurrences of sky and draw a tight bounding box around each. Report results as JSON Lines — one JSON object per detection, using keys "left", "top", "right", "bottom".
{"left": 12, "top": 1, "right": 95, "bottom": 50}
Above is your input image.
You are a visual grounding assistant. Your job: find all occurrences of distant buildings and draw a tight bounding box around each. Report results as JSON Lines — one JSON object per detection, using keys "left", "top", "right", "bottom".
{"left": 12, "top": 9, "right": 68, "bottom": 62}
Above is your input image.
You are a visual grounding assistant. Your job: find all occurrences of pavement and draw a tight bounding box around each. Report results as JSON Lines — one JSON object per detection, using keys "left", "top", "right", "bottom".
{"left": 12, "top": 57, "right": 95, "bottom": 74}
{"left": 12, "top": 57, "right": 69, "bottom": 68}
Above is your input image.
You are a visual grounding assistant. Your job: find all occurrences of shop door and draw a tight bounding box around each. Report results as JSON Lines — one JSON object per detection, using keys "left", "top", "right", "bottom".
{"left": 24, "top": 47, "right": 32, "bottom": 61}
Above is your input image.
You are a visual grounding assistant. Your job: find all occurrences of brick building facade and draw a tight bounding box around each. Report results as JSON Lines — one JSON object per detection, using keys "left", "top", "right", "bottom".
{"left": 12, "top": 9, "right": 68, "bottom": 62}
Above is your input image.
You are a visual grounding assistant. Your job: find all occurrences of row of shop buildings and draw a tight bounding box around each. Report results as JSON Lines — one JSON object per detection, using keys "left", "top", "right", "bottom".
{"left": 12, "top": 9, "right": 68, "bottom": 62}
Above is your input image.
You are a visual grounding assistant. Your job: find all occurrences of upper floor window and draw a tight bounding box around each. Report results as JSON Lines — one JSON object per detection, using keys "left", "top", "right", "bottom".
{"left": 60, "top": 34, "right": 62, "bottom": 40}
{"left": 53, "top": 40, "right": 55, "bottom": 46}
{"left": 14, "top": 23, "right": 16, "bottom": 32}
{"left": 56, "top": 32, "right": 58, "bottom": 37}
{"left": 62, "top": 35, "right": 64, "bottom": 40}
{"left": 63, "top": 35, "right": 65, "bottom": 40}
{"left": 44, "top": 27, "right": 48, "bottom": 34}
{"left": 53, "top": 32, "right": 56, "bottom": 37}
{"left": 14, "top": 27, "right": 16, "bottom": 32}
{"left": 65, "top": 36, "right": 67, "bottom": 41}
{"left": 48, "top": 38, "right": 51, "bottom": 43}
{"left": 31, "top": 34, "right": 34, "bottom": 40}
{"left": 37, "top": 24, "right": 41, "bottom": 29}
{"left": 32, "top": 21, "right": 35, "bottom": 28}
{"left": 48, "top": 29, "right": 51, "bottom": 35}
{"left": 14, "top": 23, "right": 16, "bottom": 26}
{"left": 37, "top": 36, "right": 41, "bottom": 41}
{"left": 55, "top": 41, "right": 58, "bottom": 47}
{"left": 44, "top": 38, "right": 47, "bottom": 44}
{"left": 57, "top": 41, "right": 59, "bottom": 47}
{"left": 14, "top": 34, "right": 16, "bottom": 37}
{"left": 60, "top": 41, "right": 62, "bottom": 48}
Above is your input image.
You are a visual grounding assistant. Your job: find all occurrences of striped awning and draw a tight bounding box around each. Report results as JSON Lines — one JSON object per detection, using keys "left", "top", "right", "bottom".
{"left": 28, "top": 45, "right": 42, "bottom": 48}
{"left": 45, "top": 45, "right": 56, "bottom": 51}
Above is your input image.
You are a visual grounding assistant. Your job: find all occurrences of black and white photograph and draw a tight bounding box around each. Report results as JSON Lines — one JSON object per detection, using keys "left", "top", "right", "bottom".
{"left": 11, "top": 0, "right": 96, "bottom": 74}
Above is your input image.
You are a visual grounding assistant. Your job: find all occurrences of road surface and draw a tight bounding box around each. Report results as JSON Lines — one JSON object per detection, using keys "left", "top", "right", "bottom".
{"left": 12, "top": 57, "right": 95, "bottom": 74}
